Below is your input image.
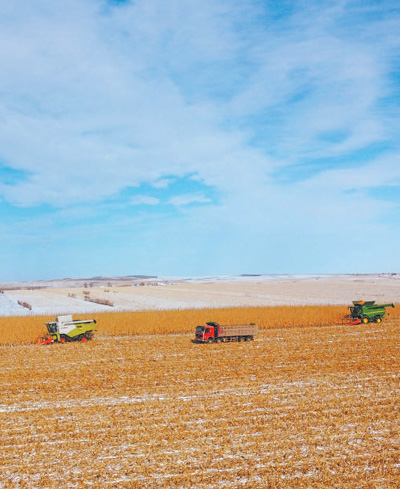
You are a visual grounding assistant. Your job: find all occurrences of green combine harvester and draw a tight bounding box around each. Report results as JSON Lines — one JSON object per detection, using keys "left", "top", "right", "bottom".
{"left": 348, "top": 301, "right": 394, "bottom": 325}
{"left": 41, "top": 315, "right": 97, "bottom": 344}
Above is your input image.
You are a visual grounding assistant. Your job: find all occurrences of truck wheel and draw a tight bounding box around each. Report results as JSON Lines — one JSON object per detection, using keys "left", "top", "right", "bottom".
{"left": 207, "top": 338, "right": 214, "bottom": 344}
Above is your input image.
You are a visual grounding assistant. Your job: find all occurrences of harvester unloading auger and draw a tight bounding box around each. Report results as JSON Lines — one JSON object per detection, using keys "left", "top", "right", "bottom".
{"left": 40, "top": 315, "right": 97, "bottom": 344}
{"left": 345, "top": 301, "right": 394, "bottom": 325}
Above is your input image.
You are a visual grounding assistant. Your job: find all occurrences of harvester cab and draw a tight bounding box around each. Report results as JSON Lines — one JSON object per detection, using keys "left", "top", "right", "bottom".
{"left": 348, "top": 301, "right": 394, "bottom": 325}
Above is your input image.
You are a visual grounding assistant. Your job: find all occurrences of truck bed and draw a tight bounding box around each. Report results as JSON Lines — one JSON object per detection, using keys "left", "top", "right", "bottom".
{"left": 217, "top": 324, "right": 258, "bottom": 337}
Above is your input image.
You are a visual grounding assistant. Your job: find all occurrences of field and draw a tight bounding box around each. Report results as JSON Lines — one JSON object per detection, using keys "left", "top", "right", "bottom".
{"left": 1, "top": 305, "right": 400, "bottom": 488}
{"left": 0, "top": 305, "right": 349, "bottom": 346}
{"left": 1, "top": 273, "right": 399, "bottom": 317}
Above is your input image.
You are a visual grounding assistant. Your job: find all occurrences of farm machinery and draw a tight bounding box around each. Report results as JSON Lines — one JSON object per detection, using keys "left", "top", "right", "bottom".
{"left": 346, "top": 301, "right": 394, "bottom": 325}
{"left": 194, "top": 321, "right": 258, "bottom": 343}
{"left": 40, "top": 315, "right": 97, "bottom": 344}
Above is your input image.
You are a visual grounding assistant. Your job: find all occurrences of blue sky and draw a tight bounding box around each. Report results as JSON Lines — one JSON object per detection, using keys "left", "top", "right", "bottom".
{"left": 0, "top": 0, "right": 400, "bottom": 281}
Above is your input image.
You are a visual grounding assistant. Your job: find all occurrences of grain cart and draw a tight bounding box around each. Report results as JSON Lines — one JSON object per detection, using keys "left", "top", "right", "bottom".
{"left": 194, "top": 321, "right": 257, "bottom": 343}
{"left": 348, "top": 301, "right": 394, "bottom": 325}
{"left": 42, "top": 315, "right": 97, "bottom": 344}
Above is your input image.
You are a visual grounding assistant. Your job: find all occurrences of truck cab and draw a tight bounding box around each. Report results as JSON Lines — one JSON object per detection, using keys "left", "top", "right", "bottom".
{"left": 195, "top": 325, "right": 215, "bottom": 343}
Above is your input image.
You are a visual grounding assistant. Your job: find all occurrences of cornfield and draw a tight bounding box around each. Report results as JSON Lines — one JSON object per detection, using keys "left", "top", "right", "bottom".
{"left": 0, "top": 305, "right": 355, "bottom": 346}
{"left": 1, "top": 306, "right": 399, "bottom": 487}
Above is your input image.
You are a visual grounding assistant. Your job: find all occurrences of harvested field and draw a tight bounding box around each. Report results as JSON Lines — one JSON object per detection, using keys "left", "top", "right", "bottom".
{"left": 1, "top": 314, "right": 400, "bottom": 488}
{"left": 1, "top": 273, "right": 399, "bottom": 316}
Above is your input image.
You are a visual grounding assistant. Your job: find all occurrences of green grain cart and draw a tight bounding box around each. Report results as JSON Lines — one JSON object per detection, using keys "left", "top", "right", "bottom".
{"left": 349, "top": 301, "right": 394, "bottom": 324}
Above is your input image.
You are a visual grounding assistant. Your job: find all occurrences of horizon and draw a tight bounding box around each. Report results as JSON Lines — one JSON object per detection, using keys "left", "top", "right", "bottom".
{"left": 1, "top": 0, "right": 400, "bottom": 282}
{"left": 1, "top": 271, "right": 399, "bottom": 287}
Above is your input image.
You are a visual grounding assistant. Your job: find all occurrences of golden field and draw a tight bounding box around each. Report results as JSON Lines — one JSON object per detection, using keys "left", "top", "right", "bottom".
{"left": 1, "top": 303, "right": 399, "bottom": 346}
{"left": 0, "top": 304, "right": 357, "bottom": 346}
{"left": 0, "top": 305, "right": 399, "bottom": 488}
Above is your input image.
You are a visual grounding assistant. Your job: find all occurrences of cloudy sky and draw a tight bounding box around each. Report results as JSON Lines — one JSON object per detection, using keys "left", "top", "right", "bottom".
{"left": 0, "top": 0, "right": 399, "bottom": 281}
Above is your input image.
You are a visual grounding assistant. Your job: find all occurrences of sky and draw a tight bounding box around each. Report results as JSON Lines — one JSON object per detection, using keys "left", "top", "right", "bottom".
{"left": 0, "top": 0, "right": 400, "bottom": 282}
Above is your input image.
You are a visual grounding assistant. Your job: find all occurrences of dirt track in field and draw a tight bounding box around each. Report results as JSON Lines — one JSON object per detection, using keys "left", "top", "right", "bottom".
{"left": 1, "top": 319, "right": 399, "bottom": 488}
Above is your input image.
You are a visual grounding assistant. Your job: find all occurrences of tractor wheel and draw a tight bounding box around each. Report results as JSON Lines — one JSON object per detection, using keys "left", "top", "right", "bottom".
{"left": 81, "top": 336, "right": 88, "bottom": 342}
{"left": 376, "top": 317, "right": 382, "bottom": 323}
{"left": 362, "top": 317, "right": 369, "bottom": 324}
{"left": 60, "top": 336, "right": 66, "bottom": 344}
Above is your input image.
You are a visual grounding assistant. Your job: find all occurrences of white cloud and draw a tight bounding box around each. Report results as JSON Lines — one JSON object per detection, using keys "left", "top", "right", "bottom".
{"left": 152, "top": 177, "right": 176, "bottom": 189}
{"left": 130, "top": 195, "right": 160, "bottom": 206}
{"left": 168, "top": 193, "right": 212, "bottom": 206}
{"left": 0, "top": 0, "right": 398, "bottom": 206}
{"left": 0, "top": 0, "right": 400, "bottom": 279}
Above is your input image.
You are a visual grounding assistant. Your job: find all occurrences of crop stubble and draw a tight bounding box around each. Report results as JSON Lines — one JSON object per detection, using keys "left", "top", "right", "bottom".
{"left": 0, "top": 312, "right": 399, "bottom": 488}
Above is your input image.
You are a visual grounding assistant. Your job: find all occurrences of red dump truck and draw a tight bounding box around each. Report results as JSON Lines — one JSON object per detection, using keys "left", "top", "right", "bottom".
{"left": 194, "top": 321, "right": 258, "bottom": 343}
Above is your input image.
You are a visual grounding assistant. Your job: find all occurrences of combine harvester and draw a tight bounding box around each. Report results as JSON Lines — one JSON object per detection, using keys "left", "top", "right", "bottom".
{"left": 345, "top": 301, "right": 394, "bottom": 325}
{"left": 40, "top": 315, "right": 97, "bottom": 344}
